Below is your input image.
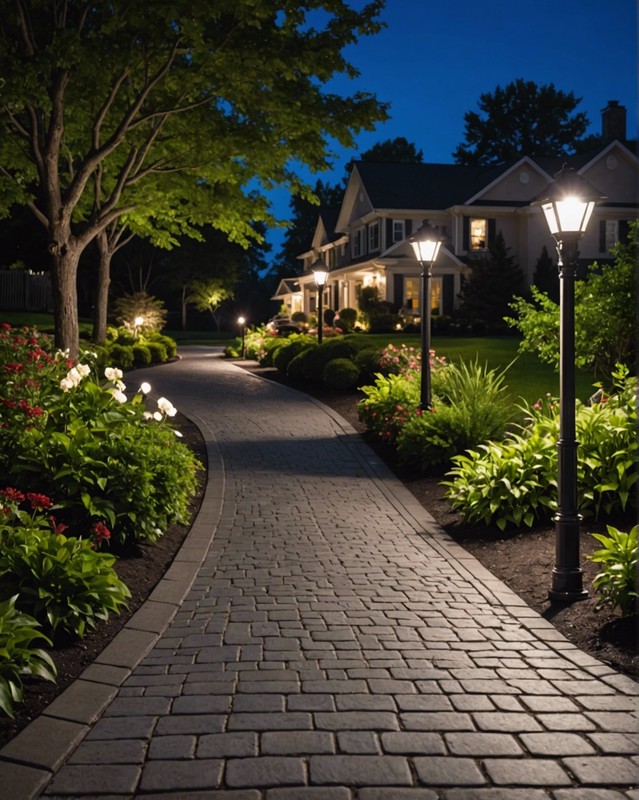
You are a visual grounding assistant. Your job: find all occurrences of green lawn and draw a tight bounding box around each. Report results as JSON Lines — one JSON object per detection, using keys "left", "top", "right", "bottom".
{"left": 365, "top": 333, "right": 596, "bottom": 405}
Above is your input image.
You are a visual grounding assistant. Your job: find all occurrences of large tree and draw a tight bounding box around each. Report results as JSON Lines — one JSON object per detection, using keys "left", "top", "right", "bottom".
{"left": 0, "top": 1, "right": 387, "bottom": 355}
{"left": 453, "top": 79, "right": 589, "bottom": 166}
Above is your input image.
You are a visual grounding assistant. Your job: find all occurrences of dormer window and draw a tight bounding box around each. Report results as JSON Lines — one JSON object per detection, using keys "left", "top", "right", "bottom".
{"left": 352, "top": 228, "right": 365, "bottom": 258}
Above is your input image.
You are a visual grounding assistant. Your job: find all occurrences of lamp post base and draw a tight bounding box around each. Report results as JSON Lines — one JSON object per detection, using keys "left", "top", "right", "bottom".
{"left": 548, "top": 567, "right": 588, "bottom": 604}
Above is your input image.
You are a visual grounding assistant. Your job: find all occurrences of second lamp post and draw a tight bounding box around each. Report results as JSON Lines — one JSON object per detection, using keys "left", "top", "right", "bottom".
{"left": 410, "top": 223, "right": 443, "bottom": 410}
{"left": 312, "top": 261, "right": 328, "bottom": 345}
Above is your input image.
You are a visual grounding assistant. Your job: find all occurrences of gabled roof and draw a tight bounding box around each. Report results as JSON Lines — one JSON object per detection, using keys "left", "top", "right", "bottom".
{"left": 271, "top": 278, "right": 300, "bottom": 299}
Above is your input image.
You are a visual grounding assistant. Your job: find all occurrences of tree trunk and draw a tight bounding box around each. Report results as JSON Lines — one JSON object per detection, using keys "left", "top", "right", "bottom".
{"left": 92, "top": 230, "right": 112, "bottom": 344}
{"left": 181, "top": 286, "right": 188, "bottom": 330}
{"left": 50, "top": 244, "right": 81, "bottom": 358}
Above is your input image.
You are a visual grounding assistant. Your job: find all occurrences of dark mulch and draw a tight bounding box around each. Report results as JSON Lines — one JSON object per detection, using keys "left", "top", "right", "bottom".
{"left": 0, "top": 366, "right": 635, "bottom": 751}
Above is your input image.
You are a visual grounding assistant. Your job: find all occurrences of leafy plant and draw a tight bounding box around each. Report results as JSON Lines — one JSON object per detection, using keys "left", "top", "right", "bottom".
{"left": 322, "top": 358, "right": 360, "bottom": 390}
{"left": 587, "top": 525, "right": 638, "bottom": 616}
{"left": 0, "top": 596, "right": 57, "bottom": 718}
{"left": 358, "top": 371, "right": 421, "bottom": 444}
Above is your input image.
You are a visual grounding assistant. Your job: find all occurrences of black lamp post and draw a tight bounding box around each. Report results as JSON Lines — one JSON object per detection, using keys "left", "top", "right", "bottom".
{"left": 536, "top": 167, "right": 604, "bottom": 603}
{"left": 237, "top": 316, "right": 246, "bottom": 359}
{"left": 312, "top": 260, "right": 328, "bottom": 346}
{"left": 409, "top": 222, "right": 443, "bottom": 410}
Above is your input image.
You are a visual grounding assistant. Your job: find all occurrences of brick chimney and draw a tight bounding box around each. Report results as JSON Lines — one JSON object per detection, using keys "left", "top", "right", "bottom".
{"left": 601, "top": 100, "right": 626, "bottom": 141}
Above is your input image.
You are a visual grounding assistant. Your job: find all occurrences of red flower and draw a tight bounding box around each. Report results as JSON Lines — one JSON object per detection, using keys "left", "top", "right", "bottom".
{"left": 3, "top": 363, "right": 24, "bottom": 374}
{"left": 91, "top": 521, "right": 111, "bottom": 547}
{"left": 0, "top": 487, "right": 26, "bottom": 504}
{"left": 50, "top": 516, "right": 69, "bottom": 536}
{"left": 26, "top": 492, "right": 53, "bottom": 511}
{"left": 1, "top": 323, "right": 11, "bottom": 330}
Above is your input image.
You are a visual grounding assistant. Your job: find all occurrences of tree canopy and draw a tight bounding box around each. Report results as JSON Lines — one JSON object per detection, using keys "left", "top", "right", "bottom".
{"left": 0, "top": 1, "right": 388, "bottom": 354}
{"left": 453, "top": 79, "right": 590, "bottom": 166}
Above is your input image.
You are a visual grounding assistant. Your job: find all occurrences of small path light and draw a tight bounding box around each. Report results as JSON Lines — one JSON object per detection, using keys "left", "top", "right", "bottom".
{"left": 535, "top": 166, "right": 604, "bottom": 603}
{"left": 133, "top": 315, "right": 144, "bottom": 338}
{"left": 312, "top": 260, "right": 328, "bottom": 346}
{"left": 237, "top": 316, "right": 246, "bottom": 359}
{"left": 409, "top": 222, "right": 443, "bottom": 411}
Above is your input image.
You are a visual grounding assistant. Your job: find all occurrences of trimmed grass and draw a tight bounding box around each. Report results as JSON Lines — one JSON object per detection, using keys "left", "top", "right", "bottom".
{"left": 364, "top": 333, "right": 595, "bottom": 405}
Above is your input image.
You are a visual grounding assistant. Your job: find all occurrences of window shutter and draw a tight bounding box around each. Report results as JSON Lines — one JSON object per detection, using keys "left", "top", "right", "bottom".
{"left": 405, "top": 219, "right": 412, "bottom": 237}
{"left": 393, "top": 273, "right": 404, "bottom": 307}
{"left": 333, "top": 284, "right": 338, "bottom": 309}
{"left": 442, "top": 275, "right": 455, "bottom": 315}
{"left": 463, "top": 217, "right": 469, "bottom": 250}
{"left": 488, "top": 219, "right": 496, "bottom": 248}
{"left": 386, "top": 219, "right": 393, "bottom": 247}
{"left": 599, "top": 221, "right": 606, "bottom": 252}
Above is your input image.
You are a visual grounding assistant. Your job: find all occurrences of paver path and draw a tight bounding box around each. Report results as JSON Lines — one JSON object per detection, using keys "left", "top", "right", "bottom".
{"left": 1, "top": 348, "right": 637, "bottom": 799}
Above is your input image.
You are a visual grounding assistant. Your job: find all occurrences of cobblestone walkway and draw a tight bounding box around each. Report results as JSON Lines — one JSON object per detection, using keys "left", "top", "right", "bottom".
{"left": 1, "top": 348, "right": 637, "bottom": 799}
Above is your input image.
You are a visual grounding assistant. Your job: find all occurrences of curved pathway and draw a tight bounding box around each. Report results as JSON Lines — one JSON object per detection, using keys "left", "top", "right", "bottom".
{"left": 1, "top": 348, "right": 637, "bottom": 799}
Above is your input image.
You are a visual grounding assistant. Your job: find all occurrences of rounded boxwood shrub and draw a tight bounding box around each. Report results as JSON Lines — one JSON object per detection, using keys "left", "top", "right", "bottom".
{"left": 132, "top": 344, "right": 152, "bottom": 366}
{"left": 107, "top": 343, "right": 134, "bottom": 370}
{"left": 272, "top": 336, "right": 314, "bottom": 373}
{"left": 287, "top": 345, "right": 323, "bottom": 382}
{"left": 354, "top": 347, "right": 382, "bottom": 383}
{"left": 318, "top": 337, "right": 358, "bottom": 366}
{"left": 152, "top": 333, "right": 177, "bottom": 359}
{"left": 146, "top": 341, "right": 168, "bottom": 364}
{"left": 322, "top": 358, "right": 360, "bottom": 390}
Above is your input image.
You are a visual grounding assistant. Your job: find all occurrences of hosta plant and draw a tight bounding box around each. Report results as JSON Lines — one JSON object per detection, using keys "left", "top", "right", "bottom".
{"left": 587, "top": 525, "right": 638, "bottom": 616}
{"left": 0, "top": 490, "right": 131, "bottom": 641}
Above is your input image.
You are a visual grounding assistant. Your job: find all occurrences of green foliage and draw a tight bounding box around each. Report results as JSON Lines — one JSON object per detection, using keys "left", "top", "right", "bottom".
{"left": 587, "top": 525, "right": 638, "bottom": 616}
{"left": 0, "top": 596, "right": 56, "bottom": 718}
{"left": 106, "top": 343, "right": 134, "bottom": 370}
{"left": 322, "top": 358, "right": 360, "bottom": 390}
{"left": 287, "top": 345, "right": 322, "bottom": 383}
{"left": 453, "top": 79, "right": 589, "bottom": 165}
{"left": 132, "top": 344, "right": 152, "bottom": 366}
{"left": 145, "top": 340, "right": 168, "bottom": 364}
{"left": 335, "top": 307, "right": 358, "bottom": 332}
{"left": 397, "top": 360, "right": 514, "bottom": 470}
{"left": 507, "top": 222, "right": 638, "bottom": 383}
{"left": 186, "top": 279, "right": 233, "bottom": 329}
{"left": 358, "top": 372, "right": 421, "bottom": 444}
{"left": 0, "top": 519, "right": 131, "bottom": 642}
{"left": 444, "top": 365, "right": 637, "bottom": 530}
{"left": 272, "top": 335, "right": 315, "bottom": 374}
{"left": 354, "top": 347, "right": 382, "bottom": 383}
{"left": 0, "top": 325, "right": 201, "bottom": 547}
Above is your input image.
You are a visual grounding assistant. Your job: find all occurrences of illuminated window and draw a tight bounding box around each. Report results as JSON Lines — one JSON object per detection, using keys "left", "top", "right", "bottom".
{"left": 404, "top": 278, "right": 419, "bottom": 310}
{"left": 605, "top": 220, "right": 618, "bottom": 252}
{"left": 470, "top": 218, "right": 487, "bottom": 250}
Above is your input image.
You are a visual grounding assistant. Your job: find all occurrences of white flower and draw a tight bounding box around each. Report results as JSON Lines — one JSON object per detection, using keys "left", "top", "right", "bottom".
{"left": 115, "top": 379, "right": 126, "bottom": 392}
{"left": 143, "top": 412, "right": 153, "bottom": 420}
{"left": 153, "top": 411, "right": 163, "bottom": 422}
{"left": 139, "top": 382, "right": 151, "bottom": 395}
{"left": 60, "top": 377, "right": 75, "bottom": 392}
{"left": 173, "top": 430, "right": 183, "bottom": 438}
{"left": 110, "top": 389, "right": 127, "bottom": 404}
{"left": 104, "top": 367, "right": 123, "bottom": 382}
{"left": 67, "top": 367, "right": 82, "bottom": 386}
{"left": 76, "top": 363, "right": 91, "bottom": 378}
{"left": 157, "top": 397, "right": 177, "bottom": 417}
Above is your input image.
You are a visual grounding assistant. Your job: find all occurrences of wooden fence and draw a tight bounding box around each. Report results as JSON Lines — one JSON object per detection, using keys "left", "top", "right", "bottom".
{"left": 0, "top": 271, "right": 52, "bottom": 312}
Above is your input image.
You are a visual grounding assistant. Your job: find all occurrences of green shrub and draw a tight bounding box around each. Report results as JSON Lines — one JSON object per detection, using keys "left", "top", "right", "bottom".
{"left": 317, "top": 337, "right": 358, "bottom": 366}
{"left": 322, "top": 358, "right": 360, "bottom": 390}
{"left": 335, "top": 307, "right": 357, "bottom": 332}
{"left": 132, "top": 344, "right": 152, "bottom": 366}
{"left": 145, "top": 340, "right": 168, "bottom": 364}
{"left": 354, "top": 347, "right": 382, "bottom": 383}
{"left": 0, "top": 498, "right": 130, "bottom": 641}
{"left": 444, "top": 364, "right": 637, "bottom": 530}
{"left": 0, "top": 596, "right": 56, "bottom": 718}
{"left": 107, "top": 343, "right": 134, "bottom": 370}
{"left": 287, "top": 345, "right": 322, "bottom": 382}
{"left": 291, "top": 311, "right": 308, "bottom": 325}
{"left": 588, "top": 525, "right": 638, "bottom": 616}
{"left": 358, "top": 372, "right": 420, "bottom": 444}
{"left": 272, "top": 335, "right": 314, "bottom": 373}
{"left": 153, "top": 333, "right": 177, "bottom": 360}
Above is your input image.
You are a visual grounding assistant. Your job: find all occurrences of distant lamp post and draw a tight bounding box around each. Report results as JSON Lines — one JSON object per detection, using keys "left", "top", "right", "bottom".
{"left": 536, "top": 166, "right": 604, "bottom": 603}
{"left": 312, "top": 260, "right": 328, "bottom": 346}
{"left": 237, "top": 316, "right": 246, "bottom": 359}
{"left": 409, "top": 222, "right": 443, "bottom": 410}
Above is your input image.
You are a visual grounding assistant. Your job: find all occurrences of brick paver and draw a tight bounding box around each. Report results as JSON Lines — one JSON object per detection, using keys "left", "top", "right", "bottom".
{"left": 0, "top": 349, "right": 636, "bottom": 799}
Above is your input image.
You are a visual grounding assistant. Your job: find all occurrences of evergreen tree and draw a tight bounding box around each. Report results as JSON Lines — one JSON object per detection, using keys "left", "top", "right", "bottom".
{"left": 458, "top": 232, "right": 525, "bottom": 328}
{"left": 532, "top": 246, "right": 559, "bottom": 303}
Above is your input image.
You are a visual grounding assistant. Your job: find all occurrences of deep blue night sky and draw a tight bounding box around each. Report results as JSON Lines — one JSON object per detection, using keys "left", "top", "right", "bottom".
{"left": 266, "top": 0, "right": 637, "bottom": 254}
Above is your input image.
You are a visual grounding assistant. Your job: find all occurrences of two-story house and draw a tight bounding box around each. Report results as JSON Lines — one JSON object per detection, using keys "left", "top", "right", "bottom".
{"left": 273, "top": 101, "right": 637, "bottom": 322}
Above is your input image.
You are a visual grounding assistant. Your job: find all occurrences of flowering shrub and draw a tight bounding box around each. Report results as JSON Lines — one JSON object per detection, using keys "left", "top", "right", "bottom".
{"left": 444, "top": 364, "right": 637, "bottom": 529}
{"left": 588, "top": 525, "right": 638, "bottom": 616}
{"left": 0, "top": 324, "right": 200, "bottom": 546}
{"left": 0, "top": 489, "right": 130, "bottom": 641}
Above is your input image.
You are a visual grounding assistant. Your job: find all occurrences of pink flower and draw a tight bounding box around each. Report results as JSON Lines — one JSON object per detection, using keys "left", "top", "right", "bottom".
{"left": 26, "top": 492, "right": 53, "bottom": 511}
